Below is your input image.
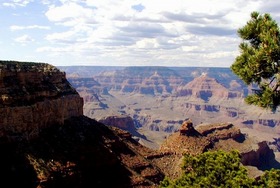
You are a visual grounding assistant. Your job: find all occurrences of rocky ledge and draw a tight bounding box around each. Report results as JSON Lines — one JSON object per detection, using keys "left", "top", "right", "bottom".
{"left": 99, "top": 115, "right": 135, "bottom": 132}
{"left": 155, "top": 120, "right": 279, "bottom": 179}
{"left": 0, "top": 61, "right": 83, "bottom": 142}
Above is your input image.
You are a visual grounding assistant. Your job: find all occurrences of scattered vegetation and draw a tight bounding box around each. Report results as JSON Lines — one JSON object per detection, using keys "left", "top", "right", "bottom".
{"left": 0, "top": 60, "right": 58, "bottom": 72}
{"left": 160, "top": 150, "right": 280, "bottom": 188}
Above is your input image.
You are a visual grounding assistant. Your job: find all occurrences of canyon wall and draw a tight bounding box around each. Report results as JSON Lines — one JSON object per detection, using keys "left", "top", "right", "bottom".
{"left": 61, "top": 66, "right": 280, "bottom": 134}
{"left": 0, "top": 61, "right": 83, "bottom": 142}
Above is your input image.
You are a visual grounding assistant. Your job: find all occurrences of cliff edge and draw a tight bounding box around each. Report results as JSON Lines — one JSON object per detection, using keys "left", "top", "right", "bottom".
{"left": 0, "top": 61, "right": 83, "bottom": 142}
{"left": 0, "top": 61, "right": 164, "bottom": 187}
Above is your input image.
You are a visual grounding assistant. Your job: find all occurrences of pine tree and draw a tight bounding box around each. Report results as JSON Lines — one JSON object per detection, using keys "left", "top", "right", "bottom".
{"left": 160, "top": 150, "right": 254, "bottom": 187}
{"left": 160, "top": 150, "right": 280, "bottom": 188}
{"left": 256, "top": 169, "right": 280, "bottom": 187}
{"left": 231, "top": 12, "right": 280, "bottom": 111}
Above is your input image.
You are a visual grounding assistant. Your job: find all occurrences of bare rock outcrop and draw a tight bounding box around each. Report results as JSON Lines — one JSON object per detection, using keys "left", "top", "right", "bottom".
{"left": 156, "top": 120, "right": 278, "bottom": 179}
{"left": 241, "top": 141, "right": 276, "bottom": 169}
{"left": 0, "top": 61, "right": 83, "bottom": 142}
{"left": 196, "top": 123, "right": 245, "bottom": 142}
{"left": 179, "top": 119, "right": 200, "bottom": 136}
{"left": 176, "top": 74, "right": 243, "bottom": 100}
{"left": 99, "top": 115, "right": 136, "bottom": 132}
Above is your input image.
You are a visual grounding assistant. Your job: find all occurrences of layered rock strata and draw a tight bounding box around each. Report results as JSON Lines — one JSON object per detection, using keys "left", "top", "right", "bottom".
{"left": 176, "top": 74, "right": 243, "bottom": 99}
{"left": 99, "top": 115, "right": 135, "bottom": 131}
{"left": 0, "top": 61, "right": 83, "bottom": 141}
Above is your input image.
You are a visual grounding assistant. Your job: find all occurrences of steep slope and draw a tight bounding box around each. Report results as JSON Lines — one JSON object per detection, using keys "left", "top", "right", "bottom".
{"left": 0, "top": 116, "right": 164, "bottom": 187}
{"left": 0, "top": 61, "right": 83, "bottom": 142}
{"left": 0, "top": 61, "right": 164, "bottom": 187}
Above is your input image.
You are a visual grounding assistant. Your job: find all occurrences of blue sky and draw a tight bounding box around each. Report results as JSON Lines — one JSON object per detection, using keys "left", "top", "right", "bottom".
{"left": 1, "top": 0, "right": 280, "bottom": 67}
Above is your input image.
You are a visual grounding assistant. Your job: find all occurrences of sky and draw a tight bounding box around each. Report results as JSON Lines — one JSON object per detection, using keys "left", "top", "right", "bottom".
{"left": 1, "top": 0, "right": 280, "bottom": 67}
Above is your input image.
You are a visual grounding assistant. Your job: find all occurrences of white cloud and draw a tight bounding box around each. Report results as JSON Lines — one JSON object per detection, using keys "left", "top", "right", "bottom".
{"left": 3, "top": 0, "right": 280, "bottom": 66}
{"left": 41, "top": 0, "right": 257, "bottom": 66}
{"left": 182, "top": 46, "right": 199, "bottom": 52}
{"left": 10, "top": 25, "right": 50, "bottom": 31}
{"left": 45, "top": 2, "right": 94, "bottom": 22}
{"left": 136, "top": 38, "right": 159, "bottom": 49}
{"left": 3, "top": 0, "right": 33, "bottom": 7}
{"left": 14, "top": 35, "right": 34, "bottom": 43}
{"left": 46, "top": 30, "right": 77, "bottom": 42}
{"left": 37, "top": 46, "right": 70, "bottom": 53}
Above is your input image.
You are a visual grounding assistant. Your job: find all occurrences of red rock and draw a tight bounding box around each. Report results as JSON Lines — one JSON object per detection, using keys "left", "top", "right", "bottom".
{"left": 0, "top": 61, "right": 83, "bottom": 142}
{"left": 176, "top": 74, "right": 243, "bottom": 99}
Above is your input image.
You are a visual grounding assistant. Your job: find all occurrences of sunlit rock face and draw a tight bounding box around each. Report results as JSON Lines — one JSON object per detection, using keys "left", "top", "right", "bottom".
{"left": 176, "top": 74, "right": 243, "bottom": 100}
{"left": 61, "top": 66, "right": 280, "bottom": 135}
{"left": 0, "top": 61, "right": 83, "bottom": 142}
{"left": 94, "top": 67, "right": 185, "bottom": 95}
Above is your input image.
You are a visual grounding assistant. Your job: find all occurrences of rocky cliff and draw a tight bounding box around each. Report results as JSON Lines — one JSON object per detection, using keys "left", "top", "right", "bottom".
{"left": 99, "top": 115, "right": 135, "bottom": 131}
{"left": 5, "top": 62, "right": 277, "bottom": 187}
{"left": 94, "top": 66, "right": 185, "bottom": 95}
{"left": 60, "top": 66, "right": 280, "bottom": 149}
{"left": 0, "top": 116, "right": 166, "bottom": 187}
{"left": 0, "top": 61, "right": 165, "bottom": 187}
{"left": 0, "top": 61, "right": 83, "bottom": 142}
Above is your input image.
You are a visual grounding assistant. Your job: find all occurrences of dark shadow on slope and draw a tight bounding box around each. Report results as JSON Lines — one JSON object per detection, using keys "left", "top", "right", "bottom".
{"left": 0, "top": 116, "right": 136, "bottom": 188}
{"left": 0, "top": 143, "right": 38, "bottom": 188}
{"left": 259, "top": 148, "right": 280, "bottom": 171}
{"left": 241, "top": 141, "right": 280, "bottom": 171}
{"left": 27, "top": 116, "right": 133, "bottom": 188}
{"left": 0, "top": 116, "right": 165, "bottom": 187}
{"left": 234, "top": 133, "right": 246, "bottom": 143}
{"left": 199, "top": 91, "right": 212, "bottom": 102}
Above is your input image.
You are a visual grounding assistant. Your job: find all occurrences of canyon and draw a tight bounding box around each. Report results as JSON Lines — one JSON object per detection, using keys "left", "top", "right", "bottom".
{"left": 0, "top": 61, "right": 165, "bottom": 187}
{"left": 1, "top": 61, "right": 280, "bottom": 187}
{"left": 61, "top": 65, "right": 280, "bottom": 176}
{"left": 61, "top": 66, "right": 280, "bottom": 149}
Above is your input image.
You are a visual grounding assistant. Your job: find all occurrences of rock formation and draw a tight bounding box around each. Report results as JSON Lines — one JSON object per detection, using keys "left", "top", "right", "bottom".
{"left": 99, "top": 115, "right": 136, "bottom": 132}
{"left": 3, "top": 61, "right": 276, "bottom": 187}
{"left": 155, "top": 120, "right": 279, "bottom": 179}
{"left": 60, "top": 66, "right": 280, "bottom": 169}
{"left": 0, "top": 116, "right": 165, "bottom": 187}
{"left": 179, "top": 119, "right": 200, "bottom": 136}
{"left": 94, "top": 66, "right": 185, "bottom": 95}
{"left": 0, "top": 61, "right": 164, "bottom": 187}
{"left": 0, "top": 61, "right": 83, "bottom": 142}
{"left": 61, "top": 66, "right": 280, "bottom": 134}
{"left": 176, "top": 73, "right": 243, "bottom": 100}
